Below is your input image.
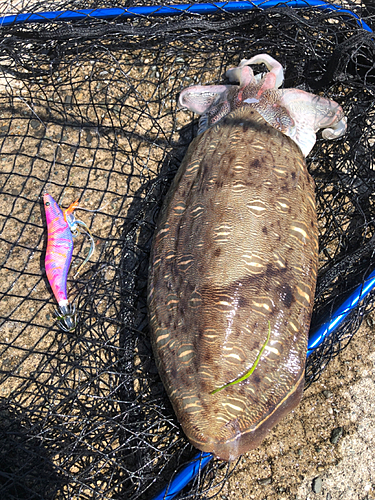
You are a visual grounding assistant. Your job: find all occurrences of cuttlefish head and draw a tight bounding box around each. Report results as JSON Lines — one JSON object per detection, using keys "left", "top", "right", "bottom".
{"left": 179, "top": 53, "right": 347, "bottom": 157}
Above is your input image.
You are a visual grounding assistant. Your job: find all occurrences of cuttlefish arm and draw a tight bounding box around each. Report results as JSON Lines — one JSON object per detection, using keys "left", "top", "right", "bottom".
{"left": 178, "top": 84, "right": 233, "bottom": 134}
{"left": 274, "top": 88, "right": 347, "bottom": 156}
{"left": 226, "top": 53, "right": 284, "bottom": 90}
{"left": 178, "top": 53, "right": 347, "bottom": 157}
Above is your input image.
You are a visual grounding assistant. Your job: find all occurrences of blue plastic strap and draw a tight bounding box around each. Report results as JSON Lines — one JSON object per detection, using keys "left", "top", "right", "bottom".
{"left": 0, "top": 1, "right": 372, "bottom": 32}
{"left": 152, "top": 452, "right": 213, "bottom": 500}
{"left": 307, "top": 268, "right": 375, "bottom": 355}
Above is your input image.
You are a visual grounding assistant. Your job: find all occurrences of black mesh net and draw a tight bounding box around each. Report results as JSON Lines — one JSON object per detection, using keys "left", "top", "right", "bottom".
{"left": 0, "top": 1, "right": 374, "bottom": 499}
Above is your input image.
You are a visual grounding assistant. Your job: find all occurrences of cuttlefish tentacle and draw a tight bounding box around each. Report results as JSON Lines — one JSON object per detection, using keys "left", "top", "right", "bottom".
{"left": 227, "top": 53, "right": 284, "bottom": 90}
{"left": 226, "top": 62, "right": 255, "bottom": 87}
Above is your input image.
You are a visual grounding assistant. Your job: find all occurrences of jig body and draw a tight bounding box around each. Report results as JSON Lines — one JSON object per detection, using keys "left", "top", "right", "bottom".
{"left": 44, "top": 193, "right": 95, "bottom": 331}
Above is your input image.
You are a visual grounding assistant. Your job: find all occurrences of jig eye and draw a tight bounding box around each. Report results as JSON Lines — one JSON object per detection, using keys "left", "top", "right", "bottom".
{"left": 46, "top": 201, "right": 50, "bottom": 206}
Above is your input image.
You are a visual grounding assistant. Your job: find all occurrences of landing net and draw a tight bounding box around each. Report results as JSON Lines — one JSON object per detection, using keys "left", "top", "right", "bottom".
{"left": 0, "top": 1, "right": 374, "bottom": 498}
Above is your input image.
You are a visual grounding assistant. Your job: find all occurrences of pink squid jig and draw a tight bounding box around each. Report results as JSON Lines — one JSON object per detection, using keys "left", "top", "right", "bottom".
{"left": 44, "top": 193, "right": 95, "bottom": 332}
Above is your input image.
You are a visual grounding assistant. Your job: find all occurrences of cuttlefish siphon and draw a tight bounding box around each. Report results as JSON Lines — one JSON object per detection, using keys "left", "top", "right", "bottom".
{"left": 148, "top": 54, "right": 347, "bottom": 461}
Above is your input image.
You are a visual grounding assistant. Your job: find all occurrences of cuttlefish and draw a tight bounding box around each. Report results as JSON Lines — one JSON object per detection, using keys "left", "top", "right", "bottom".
{"left": 148, "top": 54, "right": 347, "bottom": 461}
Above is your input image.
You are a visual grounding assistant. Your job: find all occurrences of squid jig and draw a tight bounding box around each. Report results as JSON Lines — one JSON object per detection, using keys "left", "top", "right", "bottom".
{"left": 44, "top": 193, "right": 95, "bottom": 332}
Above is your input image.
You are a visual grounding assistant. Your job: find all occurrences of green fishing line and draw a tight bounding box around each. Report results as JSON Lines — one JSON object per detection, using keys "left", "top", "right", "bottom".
{"left": 211, "top": 321, "right": 271, "bottom": 395}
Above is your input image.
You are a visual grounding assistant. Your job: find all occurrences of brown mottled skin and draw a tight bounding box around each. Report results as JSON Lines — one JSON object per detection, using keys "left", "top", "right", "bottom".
{"left": 148, "top": 107, "right": 318, "bottom": 461}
